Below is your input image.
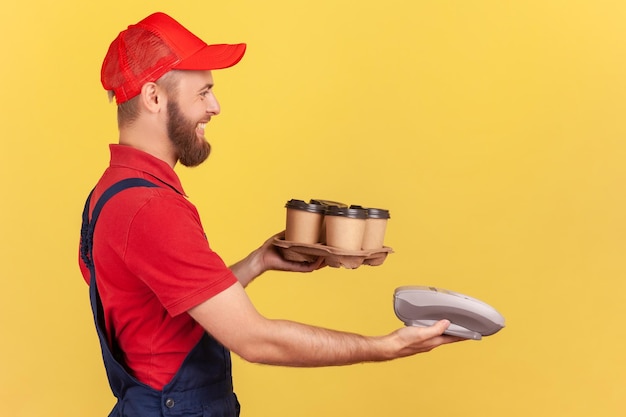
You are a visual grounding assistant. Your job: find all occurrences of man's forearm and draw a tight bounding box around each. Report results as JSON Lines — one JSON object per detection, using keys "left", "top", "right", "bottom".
{"left": 236, "top": 318, "right": 394, "bottom": 366}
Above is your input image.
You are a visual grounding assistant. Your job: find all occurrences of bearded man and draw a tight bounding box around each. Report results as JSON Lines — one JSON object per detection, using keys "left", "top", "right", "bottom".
{"left": 79, "top": 12, "right": 461, "bottom": 417}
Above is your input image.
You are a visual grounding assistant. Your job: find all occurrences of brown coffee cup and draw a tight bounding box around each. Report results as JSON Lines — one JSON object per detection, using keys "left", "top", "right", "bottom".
{"left": 309, "top": 199, "right": 348, "bottom": 244}
{"left": 361, "top": 208, "right": 390, "bottom": 250}
{"left": 285, "top": 199, "right": 325, "bottom": 244}
{"left": 324, "top": 206, "right": 367, "bottom": 251}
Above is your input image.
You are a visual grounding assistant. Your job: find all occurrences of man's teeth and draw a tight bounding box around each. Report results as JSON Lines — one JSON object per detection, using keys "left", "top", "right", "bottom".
{"left": 197, "top": 123, "right": 206, "bottom": 130}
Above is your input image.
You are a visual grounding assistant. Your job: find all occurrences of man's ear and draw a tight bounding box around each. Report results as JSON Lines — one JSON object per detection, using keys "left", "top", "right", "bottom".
{"left": 140, "top": 82, "right": 163, "bottom": 113}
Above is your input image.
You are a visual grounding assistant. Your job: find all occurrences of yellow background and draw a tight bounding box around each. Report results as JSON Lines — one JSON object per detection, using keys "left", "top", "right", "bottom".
{"left": 1, "top": 0, "right": 624, "bottom": 416}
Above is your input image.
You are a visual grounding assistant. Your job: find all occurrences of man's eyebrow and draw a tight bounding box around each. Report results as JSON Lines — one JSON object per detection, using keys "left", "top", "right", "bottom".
{"left": 198, "top": 83, "right": 214, "bottom": 92}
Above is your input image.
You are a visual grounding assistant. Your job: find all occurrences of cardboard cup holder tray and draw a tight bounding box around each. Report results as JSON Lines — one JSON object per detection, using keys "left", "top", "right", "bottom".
{"left": 272, "top": 237, "right": 393, "bottom": 269}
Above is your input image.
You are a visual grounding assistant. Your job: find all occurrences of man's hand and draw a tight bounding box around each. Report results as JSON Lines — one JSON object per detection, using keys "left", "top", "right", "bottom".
{"left": 230, "top": 231, "right": 325, "bottom": 287}
{"left": 258, "top": 231, "right": 325, "bottom": 272}
{"left": 388, "top": 320, "right": 465, "bottom": 358}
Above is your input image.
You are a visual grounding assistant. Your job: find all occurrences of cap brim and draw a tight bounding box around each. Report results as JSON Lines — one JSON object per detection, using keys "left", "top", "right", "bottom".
{"left": 174, "top": 43, "right": 246, "bottom": 71}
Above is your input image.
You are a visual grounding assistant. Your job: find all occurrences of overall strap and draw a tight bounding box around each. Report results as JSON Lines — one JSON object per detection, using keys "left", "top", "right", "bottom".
{"left": 79, "top": 178, "right": 160, "bottom": 398}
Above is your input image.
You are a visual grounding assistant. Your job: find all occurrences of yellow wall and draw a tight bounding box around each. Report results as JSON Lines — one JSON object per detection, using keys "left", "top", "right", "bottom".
{"left": 1, "top": 1, "right": 624, "bottom": 416}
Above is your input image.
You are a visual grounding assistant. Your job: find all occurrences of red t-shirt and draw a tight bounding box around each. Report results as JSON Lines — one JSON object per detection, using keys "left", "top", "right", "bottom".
{"left": 79, "top": 144, "right": 238, "bottom": 390}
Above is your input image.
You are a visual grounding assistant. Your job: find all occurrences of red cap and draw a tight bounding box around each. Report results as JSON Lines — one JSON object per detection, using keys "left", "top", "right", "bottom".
{"left": 101, "top": 12, "right": 246, "bottom": 104}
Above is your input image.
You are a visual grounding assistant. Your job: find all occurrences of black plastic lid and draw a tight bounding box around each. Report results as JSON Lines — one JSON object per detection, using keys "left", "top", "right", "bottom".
{"left": 366, "top": 208, "right": 391, "bottom": 219}
{"left": 325, "top": 205, "right": 368, "bottom": 219}
{"left": 349, "top": 205, "right": 390, "bottom": 219}
{"left": 285, "top": 199, "right": 326, "bottom": 214}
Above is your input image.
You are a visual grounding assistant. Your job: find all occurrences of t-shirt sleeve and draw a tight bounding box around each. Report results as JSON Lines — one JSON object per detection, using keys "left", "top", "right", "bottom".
{"left": 123, "top": 194, "right": 238, "bottom": 316}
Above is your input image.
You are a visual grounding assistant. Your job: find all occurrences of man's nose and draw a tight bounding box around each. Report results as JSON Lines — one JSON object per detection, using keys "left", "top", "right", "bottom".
{"left": 207, "top": 92, "right": 220, "bottom": 116}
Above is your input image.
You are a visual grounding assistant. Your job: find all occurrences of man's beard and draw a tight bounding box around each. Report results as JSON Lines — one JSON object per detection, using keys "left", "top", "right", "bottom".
{"left": 167, "top": 100, "right": 211, "bottom": 167}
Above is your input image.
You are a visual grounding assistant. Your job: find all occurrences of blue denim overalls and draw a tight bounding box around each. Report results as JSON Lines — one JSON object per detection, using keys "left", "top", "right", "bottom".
{"left": 80, "top": 178, "right": 240, "bottom": 417}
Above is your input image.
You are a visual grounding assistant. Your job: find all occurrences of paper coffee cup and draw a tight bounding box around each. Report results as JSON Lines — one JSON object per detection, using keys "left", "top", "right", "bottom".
{"left": 309, "top": 199, "right": 348, "bottom": 244}
{"left": 361, "top": 208, "right": 390, "bottom": 250}
{"left": 285, "top": 199, "right": 325, "bottom": 244}
{"left": 324, "top": 206, "right": 367, "bottom": 251}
